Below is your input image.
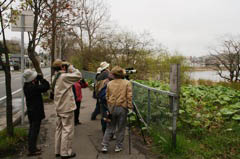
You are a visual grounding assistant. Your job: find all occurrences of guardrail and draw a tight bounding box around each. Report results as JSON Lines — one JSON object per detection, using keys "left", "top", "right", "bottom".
{"left": 81, "top": 64, "right": 180, "bottom": 148}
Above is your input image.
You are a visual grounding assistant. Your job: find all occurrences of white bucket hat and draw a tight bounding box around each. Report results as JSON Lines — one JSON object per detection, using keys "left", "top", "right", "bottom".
{"left": 97, "top": 67, "right": 102, "bottom": 74}
{"left": 23, "top": 69, "right": 37, "bottom": 83}
{"left": 100, "top": 61, "right": 109, "bottom": 70}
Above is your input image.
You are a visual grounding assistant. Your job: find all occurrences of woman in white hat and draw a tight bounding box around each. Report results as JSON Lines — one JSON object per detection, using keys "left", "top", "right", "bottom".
{"left": 91, "top": 62, "right": 110, "bottom": 120}
{"left": 96, "top": 61, "right": 110, "bottom": 81}
{"left": 23, "top": 69, "right": 50, "bottom": 156}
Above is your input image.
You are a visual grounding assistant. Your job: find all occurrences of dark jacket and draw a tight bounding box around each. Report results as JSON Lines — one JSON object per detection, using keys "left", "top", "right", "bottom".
{"left": 23, "top": 79, "right": 50, "bottom": 121}
{"left": 96, "top": 70, "right": 109, "bottom": 81}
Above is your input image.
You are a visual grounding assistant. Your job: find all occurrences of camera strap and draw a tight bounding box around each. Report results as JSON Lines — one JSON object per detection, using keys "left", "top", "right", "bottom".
{"left": 52, "top": 72, "right": 61, "bottom": 93}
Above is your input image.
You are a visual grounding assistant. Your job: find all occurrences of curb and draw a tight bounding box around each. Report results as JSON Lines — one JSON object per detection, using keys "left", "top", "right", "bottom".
{"left": 0, "top": 107, "right": 27, "bottom": 131}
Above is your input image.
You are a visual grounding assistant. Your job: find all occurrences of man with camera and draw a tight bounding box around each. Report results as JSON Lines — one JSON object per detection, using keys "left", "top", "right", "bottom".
{"left": 52, "top": 59, "right": 81, "bottom": 159}
{"left": 101, "top": 66, "right": 133, "bottom": 153}
{"left": 23, "top": 69, "right": 50, "bottom": 156}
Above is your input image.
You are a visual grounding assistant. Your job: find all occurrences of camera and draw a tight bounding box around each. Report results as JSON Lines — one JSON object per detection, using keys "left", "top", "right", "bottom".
{"left": 125, "top": 67, "right": 137, "bottom": 74}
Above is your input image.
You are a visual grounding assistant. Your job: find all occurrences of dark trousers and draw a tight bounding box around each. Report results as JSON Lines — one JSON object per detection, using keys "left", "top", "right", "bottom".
{"left": 91, "top": 99, "right": 100, "bottom": 119}
{"left": 100, "top": 101, "right": 108, "bottom": 134}
{"left": 74, "top": 101, "right": 81, "bottom": 123}
{"left": 28, "top": 119, "right": 41, "bottom": 153}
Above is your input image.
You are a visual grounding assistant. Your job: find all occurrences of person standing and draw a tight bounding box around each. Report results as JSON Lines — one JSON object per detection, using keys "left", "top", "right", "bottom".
{"left": 73, "top": 79, "right": 88, "bottom": 125}
{"left": 91, "top": 62, "right": 110, "bottom": 120}
{"left": 23, "top": 69, "right": 50, "bottom": 156}
{"left": 52, "top": 60, "right": 81, "bottom": 159}
{"left": 101, "top": 66, "right": 133, "bottom": 153}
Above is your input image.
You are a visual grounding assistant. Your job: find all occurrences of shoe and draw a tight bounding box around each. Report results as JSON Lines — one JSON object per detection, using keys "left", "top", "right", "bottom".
{"left": 101, "top": 146, "right": 108, "bottom": 153}
{"left": 28, "top": 151, "right": 41, "bottom": 156}
{"left": 75, "top": 121, "right": 82, "bottom": 125}
{"left": 56, "top": 154, "right": 61, "bottom": 157}
{"left": 35, "top": 147, "right": 42, "bottom": 152}
{"left": 115, "top": 146, "right": 122, "bottom": 152}
{"left": 61, "top": 152, "right": 76, "bottom": 159}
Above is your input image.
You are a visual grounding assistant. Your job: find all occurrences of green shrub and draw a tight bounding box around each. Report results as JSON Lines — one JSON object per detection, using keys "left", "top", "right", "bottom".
{"left": 135, "top": 80, "right": 240, "bottom": 158}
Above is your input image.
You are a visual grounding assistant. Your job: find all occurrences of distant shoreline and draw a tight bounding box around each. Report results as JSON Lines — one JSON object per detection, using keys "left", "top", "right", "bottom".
{"left": 190, "top": 67, "right": 226, "bottom": 72}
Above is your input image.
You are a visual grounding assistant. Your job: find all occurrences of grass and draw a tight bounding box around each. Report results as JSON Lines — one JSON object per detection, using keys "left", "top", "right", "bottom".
{"left": 0, "top": 127, "right": 28, "bottom": 158}
{"left": 42, "top": 91, "right": 53, "bottom": 103}
{"left": 149, "top": 122, "right": 240, "bottom": 159}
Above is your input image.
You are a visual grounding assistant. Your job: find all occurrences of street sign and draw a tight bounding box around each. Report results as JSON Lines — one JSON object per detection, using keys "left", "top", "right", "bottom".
{"left": 11, "top": 10, "right": 34, "bottom": 32}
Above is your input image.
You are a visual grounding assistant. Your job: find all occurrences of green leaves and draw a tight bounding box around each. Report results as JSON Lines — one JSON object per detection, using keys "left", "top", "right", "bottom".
{"left": 137, "top": 80, "right": 240, "bottom": 132}
{"left": 232, "top": 114, "right": 240, "bottom": 121}
{"left": 220, "top": 108, "right": 237, "bottom": 116}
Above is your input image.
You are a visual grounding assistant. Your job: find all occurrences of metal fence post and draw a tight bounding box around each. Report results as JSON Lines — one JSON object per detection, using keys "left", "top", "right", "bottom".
{"left": 21, "top": 15, "right": 25, "bottom": 125}
{"left": 170, "top": 64, "right": 180, "bottom": 148}
{"left": 147, "top": 89, "right": 151, "bottom": 125}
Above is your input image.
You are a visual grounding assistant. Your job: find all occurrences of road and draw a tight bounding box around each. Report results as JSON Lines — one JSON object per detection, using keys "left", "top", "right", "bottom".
{"left": 0, "top": 68, "right": 51, "bottom": 114}
{"left": 0, "top": 67, "right": 51, "bottom": 100}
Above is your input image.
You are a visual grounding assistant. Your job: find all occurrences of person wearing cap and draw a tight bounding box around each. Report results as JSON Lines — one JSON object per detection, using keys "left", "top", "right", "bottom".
{"left": 23, "top": 69, "right": 50, "bottom": 156}
{"left": 52, "top": 59, "right": 81, "bottom": 159}
{"left": 96, "top": 61, "right": 110, "bottom": 81}
{"left": 91, "top": 62, "right": 110, "bottom": 120}
{"left": 101, "top": 66, "right": 133, "bottom": 153}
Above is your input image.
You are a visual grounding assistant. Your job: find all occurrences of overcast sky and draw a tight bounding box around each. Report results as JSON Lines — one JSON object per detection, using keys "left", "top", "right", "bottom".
{"left": 5, "top": 0, "right": 240, "bottom": 57}
{"left": 108, "top": 0, "right": 240, "bottom": 57}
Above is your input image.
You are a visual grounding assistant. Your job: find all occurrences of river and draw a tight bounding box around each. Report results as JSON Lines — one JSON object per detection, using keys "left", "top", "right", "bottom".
{"left": 189, "top": 70, "right": 229, "bottom": 82}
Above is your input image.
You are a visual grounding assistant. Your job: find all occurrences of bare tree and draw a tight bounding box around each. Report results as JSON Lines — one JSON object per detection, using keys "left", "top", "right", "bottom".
{"left": 0, "top": 0, "right": 15, "bottom": 136}
{"left": 209, "top": 36, "right": 240, "bottom": 82}
{"left": 73, "top": 0, "right": 110, "bottom": 50}
{"left": 19, "top": 0, "right": 50, "bottom": 74}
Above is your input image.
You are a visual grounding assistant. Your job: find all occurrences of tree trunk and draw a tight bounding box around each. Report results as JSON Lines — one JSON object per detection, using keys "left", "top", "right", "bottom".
{"left": 50, "top": 0, "right": 57, "bottom": 78}
{"left": 28, "top": 41, "right": 42, "bottom": 74}
{"left": 27, "top": 1, "right": 43, "bottom": 75}
{"left": 0, "top": 9, "right": 13, "bottom": 137}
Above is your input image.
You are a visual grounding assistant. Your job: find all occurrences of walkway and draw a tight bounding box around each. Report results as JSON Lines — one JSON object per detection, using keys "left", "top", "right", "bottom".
{"left": 18, "top": 88, "right": 149, "bottom": 159}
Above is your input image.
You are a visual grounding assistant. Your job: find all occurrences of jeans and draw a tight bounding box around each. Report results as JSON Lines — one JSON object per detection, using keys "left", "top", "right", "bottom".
{"left": 91, "top": 99, "right": 100, "bottom": 119}
{"left": 100, "top": 101, "right": 108, "bottom": 134}
{"left": 102, "top": 106, "right": 128, "bottom": 148}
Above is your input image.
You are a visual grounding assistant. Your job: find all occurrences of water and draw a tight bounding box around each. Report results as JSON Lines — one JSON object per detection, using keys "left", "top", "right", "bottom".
{"left": 189, "top": 70, "right": 229, "bottom": 82}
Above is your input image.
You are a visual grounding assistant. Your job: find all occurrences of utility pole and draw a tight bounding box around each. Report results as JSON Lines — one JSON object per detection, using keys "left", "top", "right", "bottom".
{"left": 20, "top": 14, "right": 25, "bottom": 125}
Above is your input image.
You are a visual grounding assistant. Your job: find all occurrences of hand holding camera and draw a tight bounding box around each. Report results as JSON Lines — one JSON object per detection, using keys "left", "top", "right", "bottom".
{"left": 36, "top": 74, "right": 43, "bottom": 81}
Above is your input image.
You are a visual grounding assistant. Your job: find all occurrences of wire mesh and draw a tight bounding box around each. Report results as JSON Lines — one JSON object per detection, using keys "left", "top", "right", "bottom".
{"left": 81, "top": 70, "right": 96, "bottom": 80}
{"left": 81, "top": 70, "right": 176, "bottom": 143}
{"left": 132, "top": 82, "right": 173, "bottom": 134}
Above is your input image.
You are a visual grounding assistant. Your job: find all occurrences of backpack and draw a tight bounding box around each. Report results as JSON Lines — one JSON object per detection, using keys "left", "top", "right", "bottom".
{"left": 49, "top": 72, "right": 61, "bottom": 100}
{"left": 98, "top": 84, "right": 107, "bottom": 102}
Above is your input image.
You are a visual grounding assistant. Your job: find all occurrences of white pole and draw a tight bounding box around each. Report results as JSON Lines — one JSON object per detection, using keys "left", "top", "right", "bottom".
{"left": 21, "top": 14, "right": 25, "bottom": 125}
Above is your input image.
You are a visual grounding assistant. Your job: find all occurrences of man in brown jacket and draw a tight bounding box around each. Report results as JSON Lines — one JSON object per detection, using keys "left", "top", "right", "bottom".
{"left": 101, "top": 66, "right": 133, "bottom": 153}
{"left": 52, "top": 60, "right": 81, "bottom": 159}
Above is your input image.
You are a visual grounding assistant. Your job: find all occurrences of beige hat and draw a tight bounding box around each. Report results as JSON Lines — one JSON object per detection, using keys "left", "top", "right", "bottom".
{"left": 23, "top": 69, "right": 38, "bottom": 83}
{"left": 100, "top": 61, "right": 109, "bottom": 70}
{"left": 97, "top": 67, "right": 102, "bottom": 74}
{"left": 52, "top": 59, "right": 62, "bottom": 68}
{"left": 62, "top": 61, "right": 70, "bottom": 66}
{"left": 111, "top": 66, "right": 126, "bottom": 78}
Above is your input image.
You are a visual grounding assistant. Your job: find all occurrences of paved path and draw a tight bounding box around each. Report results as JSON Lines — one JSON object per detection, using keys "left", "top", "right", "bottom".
{"left": 17, "top": 88, "right": 149, "bottom": 159}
